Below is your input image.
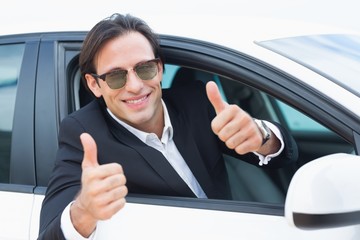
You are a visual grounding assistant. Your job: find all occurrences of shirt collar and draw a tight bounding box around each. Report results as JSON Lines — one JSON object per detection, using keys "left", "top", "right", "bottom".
{"left": 161, "top": 100, "right": 173, "bottom": 143}
{"left": 106, "top": 99, "right": 173, "bottom": 144}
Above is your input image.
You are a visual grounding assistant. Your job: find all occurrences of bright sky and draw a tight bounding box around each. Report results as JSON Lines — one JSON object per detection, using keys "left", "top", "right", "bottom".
{"left": 1, "top": 0, "right": 360, "bottom": 35}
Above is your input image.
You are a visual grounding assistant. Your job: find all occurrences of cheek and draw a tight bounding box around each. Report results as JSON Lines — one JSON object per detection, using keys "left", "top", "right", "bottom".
{"left": 151, "top": 80, "right": 162, "bottom": 94}
{"left": 154, "top": 72, "right": 163, "bottom": 87}
{"left": 97, "top": 85, "right": 121, "bottom": 104}
{"left": 105, "top": 90, "right": 121, "bottom": 102}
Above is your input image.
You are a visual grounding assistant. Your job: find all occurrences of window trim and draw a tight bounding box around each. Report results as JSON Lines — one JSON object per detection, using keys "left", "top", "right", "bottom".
{"left": 33, "top": 34, "right": 360, "bottom": 215}
{"left": 9, "top": 40, "right": 39, "bottom": 186}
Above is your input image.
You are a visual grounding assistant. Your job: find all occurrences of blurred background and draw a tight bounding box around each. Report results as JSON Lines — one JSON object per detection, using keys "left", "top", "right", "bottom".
{"left": 1, "top": 0, "right": 360, "bottom": 34}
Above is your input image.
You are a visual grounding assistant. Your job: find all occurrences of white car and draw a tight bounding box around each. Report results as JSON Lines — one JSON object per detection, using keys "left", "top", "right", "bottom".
{"left": 0, "top": 15, "right": 359, "bottom": 239}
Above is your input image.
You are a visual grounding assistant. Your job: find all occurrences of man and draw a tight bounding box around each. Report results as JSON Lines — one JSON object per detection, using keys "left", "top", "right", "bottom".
{"left": 38, "top": 13, "right": 297, "bottom": 239}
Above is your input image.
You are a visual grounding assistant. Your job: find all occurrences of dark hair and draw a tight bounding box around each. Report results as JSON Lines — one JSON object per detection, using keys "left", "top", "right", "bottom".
{"left": 79, "top": 13, "right": 164, "bottom": 91}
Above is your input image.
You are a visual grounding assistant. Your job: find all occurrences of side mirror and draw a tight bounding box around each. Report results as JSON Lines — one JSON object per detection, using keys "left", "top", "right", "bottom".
{"left": 285, "top": 153, "right": 360, "bottom": 230}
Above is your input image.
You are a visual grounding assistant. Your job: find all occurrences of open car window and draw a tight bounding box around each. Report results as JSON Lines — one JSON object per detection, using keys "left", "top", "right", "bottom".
{"left": 72, "top": 63, "right": 354, "bottom": 205}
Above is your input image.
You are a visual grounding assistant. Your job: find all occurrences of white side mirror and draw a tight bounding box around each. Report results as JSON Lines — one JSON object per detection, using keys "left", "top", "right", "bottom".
{"left": 285, "top": 153, "right": 360, "bottom": 230}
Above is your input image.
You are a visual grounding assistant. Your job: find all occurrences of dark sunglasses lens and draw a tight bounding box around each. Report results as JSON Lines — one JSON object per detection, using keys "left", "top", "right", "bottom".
{"left": 135, "top": 61, "right": 158, "bottom": 80}
{"left": 106, "top": 70, "right": 127, "bottom": 89}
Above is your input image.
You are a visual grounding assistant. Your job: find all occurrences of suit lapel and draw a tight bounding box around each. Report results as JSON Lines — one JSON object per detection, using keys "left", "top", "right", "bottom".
{"left": 167, "top": 104, "right": 218, "bottom": 198}
{"left": 103, "top": 111, "right": 196, "bottom": 197}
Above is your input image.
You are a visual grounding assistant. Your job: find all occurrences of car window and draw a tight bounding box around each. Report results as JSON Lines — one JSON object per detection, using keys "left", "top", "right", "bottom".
{"left": 275, "top": 100, "right": 330, "bottom": 132}
{"left": 0, "top": 43, "right": 25, "bottom": 183}
{"left": 258, "top": 34, "right": 360, "bottom": 98}
{"left": 162, "top": 64, "right": 354, "bottom": 204}
{"left": 74, "top": 63, "right": 354, "bottom": 205}
{"left": 219, "top": 73, "right": 354, "bottom": 203}
{"left": 162, "top": 64, "right": 227, "bottom": 100}
{"left": 162, "top": 64, "right": 179, "bottom": 88}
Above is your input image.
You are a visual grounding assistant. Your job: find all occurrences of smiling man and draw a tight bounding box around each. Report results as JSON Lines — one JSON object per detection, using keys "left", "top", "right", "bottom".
{"left": 38, "top": 13, "right": 297, "bottom": 239}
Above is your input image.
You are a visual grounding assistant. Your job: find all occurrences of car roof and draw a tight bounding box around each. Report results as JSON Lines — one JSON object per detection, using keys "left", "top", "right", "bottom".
{"left": 3, "top": 14, "right": 358, "bottom": 64}
{"left": 2, "top": 14, "right": 359, "bottom": 117}
{"left": 2, "top": 14, "right": 358, "bottom": 41}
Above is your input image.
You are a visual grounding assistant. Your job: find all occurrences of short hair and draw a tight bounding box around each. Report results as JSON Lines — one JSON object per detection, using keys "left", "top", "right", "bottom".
{"left": 79, "top": 13, "right": 164, "bottom": 91}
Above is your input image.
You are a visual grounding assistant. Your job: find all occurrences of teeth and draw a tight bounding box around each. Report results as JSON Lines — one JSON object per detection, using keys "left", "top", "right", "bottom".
{"left": 126, "top": 95, "right": 147, "bottom": 104}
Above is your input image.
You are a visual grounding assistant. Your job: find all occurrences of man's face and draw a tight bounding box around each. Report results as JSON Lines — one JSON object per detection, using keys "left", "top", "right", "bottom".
{"left": 86, "top": 31, "right": 163, "bottom": 132}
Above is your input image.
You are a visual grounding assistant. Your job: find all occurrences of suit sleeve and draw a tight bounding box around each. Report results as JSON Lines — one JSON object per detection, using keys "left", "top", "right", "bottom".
{"left": 38, "top": 116, "right": 86, "bottom": 239}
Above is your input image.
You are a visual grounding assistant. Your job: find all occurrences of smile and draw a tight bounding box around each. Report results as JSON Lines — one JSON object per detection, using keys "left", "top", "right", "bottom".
{"left": 124, "top": 94, "right": 149, "bottom": 104}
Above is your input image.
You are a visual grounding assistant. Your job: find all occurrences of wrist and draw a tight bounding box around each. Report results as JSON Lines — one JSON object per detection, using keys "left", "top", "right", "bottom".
{"left": 70, "top": 200, "right": 97, "bottom": 237}
{"left": 253, "top": 119, "right": 271, "bottom": 146}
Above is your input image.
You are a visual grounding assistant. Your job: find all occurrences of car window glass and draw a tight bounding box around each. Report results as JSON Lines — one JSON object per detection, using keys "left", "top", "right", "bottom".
{"left": 0, "top": 43, "right": 25, "bottom": 183}
{"left": 275, "top": 100, "right": 330, "bottom": 132}
{"left": 162, "top": 64, "right": 227, "bottom": 100}
{"left": 162, "top": 64, "right": 179, "bottom": 89}
{"left": 258, "top": 34, "right": 360, "bottom": 97}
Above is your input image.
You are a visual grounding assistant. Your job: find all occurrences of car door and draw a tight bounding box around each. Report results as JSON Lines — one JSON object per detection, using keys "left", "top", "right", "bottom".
{"left": 58, "top": 35, "right": 359, "bottom": 239}
{"left": 0, "top": 34, "right": 39, "bottom": 240}
{"left": 1, "top": 28, "right": 358, "bottom": 239}
{"left": 23, "top": 33, "right": 360, "bottom": 239}
{"left": 0, "top": 32, "right": 85, "bottom": 240}
{"left": 30, "top": 33, "right": 85, "bottom": 240}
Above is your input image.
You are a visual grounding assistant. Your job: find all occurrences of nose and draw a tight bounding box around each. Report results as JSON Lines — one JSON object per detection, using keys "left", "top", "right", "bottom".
{"left": 124, "top": 69, "right": 144, "bottom": 93}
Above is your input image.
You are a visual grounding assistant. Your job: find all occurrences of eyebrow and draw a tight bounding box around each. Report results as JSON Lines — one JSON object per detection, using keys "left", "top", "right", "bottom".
{"left": 100, "top": 59, "right": 155, "bottom": 74}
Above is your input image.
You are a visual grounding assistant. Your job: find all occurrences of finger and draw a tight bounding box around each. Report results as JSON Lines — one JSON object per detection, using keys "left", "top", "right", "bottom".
{"left": 234, "top": 136, "right": 262, "bottom": 155}
{"left": 96, "top": 196, "right": 127, "bottom": 220}
{"left": 98, "top": 171, "right": 127, "bottom": 192}
{"left": 206, "top": 81, "right": 228, "bottom": 114}
{"left": 216, "top": 116, "right": 243, "bottom": 142}
{"left": 94, "top": 184, "right": 128, "bottom": 208}
{"left": 80, "top": 133, "right": 99, "bottom": 169}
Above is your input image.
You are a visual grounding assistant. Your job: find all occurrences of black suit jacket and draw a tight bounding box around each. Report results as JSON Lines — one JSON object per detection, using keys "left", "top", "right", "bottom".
{"left": 38, "top": 81, "right": 298, "bottom": 239}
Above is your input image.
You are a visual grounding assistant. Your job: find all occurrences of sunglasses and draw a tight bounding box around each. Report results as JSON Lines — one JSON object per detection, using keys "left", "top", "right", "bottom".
{"left": 91, "top": 58, "right": 161, "bottom": 89}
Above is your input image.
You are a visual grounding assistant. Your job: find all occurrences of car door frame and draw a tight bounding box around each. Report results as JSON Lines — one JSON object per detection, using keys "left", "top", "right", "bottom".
{"left": 0, "top": 33, "right": 39, "bottom": 240}
{"left": 30, "top": 32, "right": 360, "bottom": 239}
{"left": 50, "top": 32, "right": 360, "bottom": 211}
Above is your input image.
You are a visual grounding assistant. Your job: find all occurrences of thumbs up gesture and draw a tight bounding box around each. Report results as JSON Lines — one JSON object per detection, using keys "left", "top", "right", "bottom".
{"left": 206, "top": 81, "right": 265, "bottom": 155}
{"left": 70, "top": 133, "right": 128, "bottom": 237}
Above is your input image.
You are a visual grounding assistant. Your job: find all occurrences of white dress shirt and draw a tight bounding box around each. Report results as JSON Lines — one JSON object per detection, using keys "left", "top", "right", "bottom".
{"left": 61, "top": 100, "right": 284, "bottom": 239}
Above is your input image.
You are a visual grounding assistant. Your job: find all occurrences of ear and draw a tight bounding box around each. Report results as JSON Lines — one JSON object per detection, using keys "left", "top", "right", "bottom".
{"left": 85, "top": 73, "right": 102, "bottom": 98}
{"left": 158, "top": 61, "right": 164, "bottom": 74}
{"left": 158, "top": 63, "right": 164, "bottom": 85}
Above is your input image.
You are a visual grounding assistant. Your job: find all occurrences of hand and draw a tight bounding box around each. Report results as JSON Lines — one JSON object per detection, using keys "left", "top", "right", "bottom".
{"left": 206, "top": 81, "right": 264, "bottom": 155}
{"left": 70, "top": 133, "right": 128, "bottom": 237}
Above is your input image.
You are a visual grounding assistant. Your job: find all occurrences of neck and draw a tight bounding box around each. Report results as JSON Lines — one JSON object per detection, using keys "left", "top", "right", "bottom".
{"left": 145, "top": 106, "right": 164, "bottom": 139}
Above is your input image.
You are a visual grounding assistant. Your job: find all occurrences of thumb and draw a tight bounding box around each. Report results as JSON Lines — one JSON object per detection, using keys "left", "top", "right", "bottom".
{"left": 206, "top": 81, "right": 228, "bottom": 114}
{"left": 80, "top": 133, "right": 99, "bottom": 169}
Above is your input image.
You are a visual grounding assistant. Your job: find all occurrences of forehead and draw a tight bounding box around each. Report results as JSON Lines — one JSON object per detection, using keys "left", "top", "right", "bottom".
{"left": 96, "top": 32, "right": 155, "bottom": 71}
{"left": 104, "top": 31, "right": 153, "bottom": 53}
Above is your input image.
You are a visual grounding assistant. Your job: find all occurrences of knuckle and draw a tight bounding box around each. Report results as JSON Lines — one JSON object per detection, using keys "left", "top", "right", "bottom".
{"left": 254, "top": 137, "right": 262, "bottom": 147}
{"left": 111, "top": 163, "right": 123, "bottom": 173}
{"left": 235, "top": 145, "right": 245, "bottom": 155}
{"left": 226, "top": 139, "right": 236, "bottom": 149}
{"left": 119, "top": 173, "right": 127, "bottom": 185}
{"left": 123, "top": 186, "right": 128, "bottom": 196}
{"left": 118, "top": 185, "right": 128, "bottom": 198}
{"left": 211, "top": 121, "right": 220, "bottom": 134}
{"left": 218, "top": 132, "right": 227, "bottom": 142}
{"left": 228, "top": 104, "right": 239, "bottom": 112}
